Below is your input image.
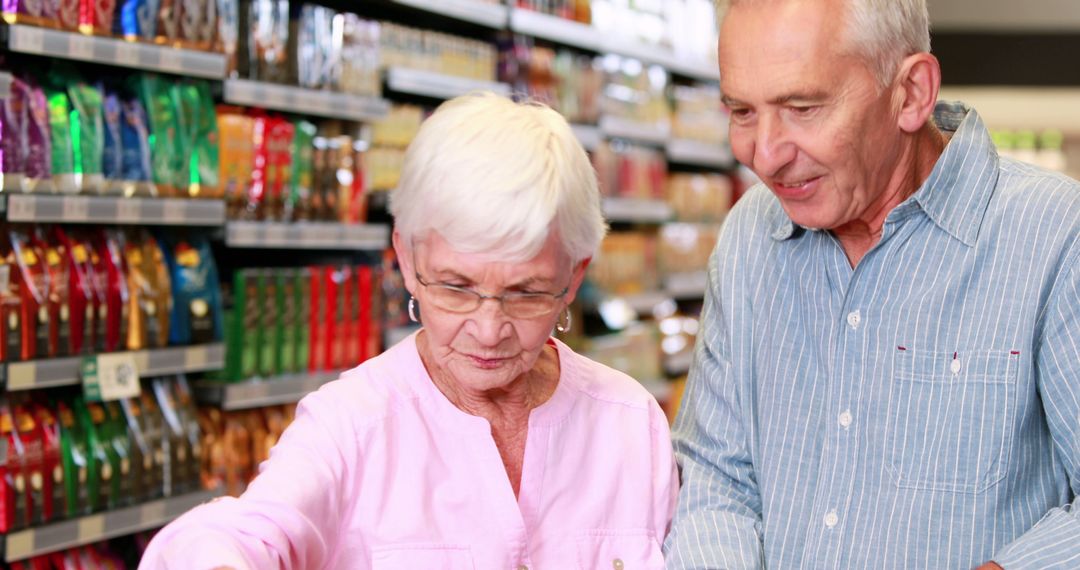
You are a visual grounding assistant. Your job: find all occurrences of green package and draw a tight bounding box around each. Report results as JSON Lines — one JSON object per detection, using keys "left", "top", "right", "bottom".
{"left": 224, "top": 269, "right": 259, "bottom": 381}
{"left": 276, "top": 269, "right": 296, "bottom": 373}
{"left": 287, "top": 120, "right": 316, "bottom": 221}
{"left": 194, "top": 81, "right": 221, "bottom": 198}
{"left": 258, "top": 269, "right": 278, "bottom": 377}
{"left": 74, "top": 398, "right": 112, "bottom": 512}
{"left": 44, "top": 88, "right": 78, "bottom": 194}
{"left": 170, "top": 82, "right": 200, "bottom": 197}
{"left": 296, "top": 268, "right": 311, "bottom": 372}
{"left": 57, "top": 401, "right": 90, "bottom": 517}
{"left": 67, "top": 83, "right": 105, "bottom": 194}
{"left": 137, "top": 74, "right": 180, "bottom": 196}
{"left": 104, "top": 401, "right": 134, "bottom": 507}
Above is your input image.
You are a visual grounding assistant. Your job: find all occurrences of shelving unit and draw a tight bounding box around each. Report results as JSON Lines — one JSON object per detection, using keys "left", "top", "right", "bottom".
{"left": 195, "top": 371, "right": 342, "bottom": 411}
{"left": 666, "top": 139, "right": 736, "bottom": 170}
{"left": 2, "top": 24, "right": 226, "bottom": 79}
{"left": 3, "top": 344, "right": 225, "bottom": 391}
{"left": 225, "top": 221, "right": 390, "bottom": 250}
{"left": 599, "top": 116, "right": 671, "bottom": 146}
{"left": 598, "top": 290, "right": 676, "bottom": 316}
{"left": 2, "top": 489, "right": 222, "bottom": 562}
{"left": 223, "top": 79, "right": 391, "bottom": 122}
{"left": 385, "top": 67, "right": 511, "bottom": 100}
{"left": 392, "top": 0, "right": 510, "bottom": 29}
{"left": 2, "top": 195, "right": 226, "bottom": 226}
{"left": 602, "top": 197, "right": 673, "bottom": 224}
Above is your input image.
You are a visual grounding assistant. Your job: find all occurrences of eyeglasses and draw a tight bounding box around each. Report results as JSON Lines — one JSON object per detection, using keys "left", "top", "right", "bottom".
{"left": 414, "top": 271, "right": 569, "bottom": 319}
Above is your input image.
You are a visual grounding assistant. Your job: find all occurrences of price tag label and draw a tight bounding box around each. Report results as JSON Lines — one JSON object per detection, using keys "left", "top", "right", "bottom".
{"left": 159, "top": 48, "right": 183, "bottom": 72}
{"left": 117, "top": 199, "right": 141, "bottom": 221}
{"left": 264, "top": 224, "right": 288, "bottom": 244}
{"left": 162, "top": 199, "right": 186, "bottom": 223}
{"left": 62, "top": 196, "right": 90, "bottom": 221}
{"left": 116, "top": 42, "right": 140, "bottom": 67}
{"left": 7, "top": 196, "right": 36, "bottom": 220}
{"left": 68, "top": 34, "right": 95, "bottom": 60}
{"left": 15, "top": 26, "right": 45, "bottom": 53}
{"left": 82, "top": 353, "right": 142, "bottom": 402}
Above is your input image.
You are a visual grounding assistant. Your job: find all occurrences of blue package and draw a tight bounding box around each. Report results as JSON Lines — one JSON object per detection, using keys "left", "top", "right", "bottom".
{"left": 120, "top": 99, "right": 154, "bottom": 191}
{"left": 158, "top": 234, "right": 224, "bottom": 345}
{"left": 102, "top": 92, "right": 124, "bottom": 186}
{"left": 115, "top": 0, "right": 144, "bottom": 37}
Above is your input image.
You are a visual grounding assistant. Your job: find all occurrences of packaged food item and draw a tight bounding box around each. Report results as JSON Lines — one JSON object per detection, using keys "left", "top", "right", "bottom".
{"left": 53, "top": 228, "right": 94, "bottom": 355}
{"left": 116, "top": 0, "right": 146, "bottom": 39}
{"left": 103, "top": 401, "right": 134, "bottom": 507}
{"left": 2, "top": 0, "right": 51, "bottom": 26}
{"left": 286, "top": 119, "right": 316, "bottom": 222}
{"left": 1, "top": 235, "right": 18, "bottom": 362}
{"left": 161, "top": 234, "right": 223, "bottom": 345}
{"left": 93, "top": 230, "right": 130, "bottom": 353}
{"left": 308, "top": 136, "right": 328, "bottom": 220}
{"left": 101, "top": 92, "right": 125, "bottom": 195}
{"left": 43, "top": 87, "right": 78, "bottom": 193}
{"left": 170, "top": 81, "right": 199, "bottom": 197}
{"left": 221, "top": 409, "right": 251, "bottom": 495}
{"left": 67, "top": 82, "right": 106, "bottom": 194}
{"left": 121, "top": 229, "right": 171, "bottom": 350}
{"left": 256, "top": 269, "right": 275, "bottom": 376}
{"left": 307, "top": 266, "right": 326, "bottom": 372}
{"left": 10, "top": 228, "right": 50, "bottom": 360}
{"left": 137, "top": 389, "right": 165, "bottom": 499}
{"left": 262, "top": 117, "right": 294, "bottom": 221}
{"left": 79, "top": 0, "right": 117, "bottom": 35}
{"left": 331, "top": 136, "right": 354, "bottom": 223}
{"left": 346, "top": 266, "right": 361, "bottom": 366}
{"left": 356, "top": 265, "right": 371, "bottom": 363}
{"left": 197, "top": 407, "right": 224, "bottom": 490}
{"left": 224, "top": 269, "right": 257, "bottom": 381}
{"left": 56, "top": 399, "right": 91, "bottom": 517}
{"left": 295, "top": 268, "right": 310, "bottom": 372}
{"left": 57, "top": 0, "right": 79, "bottom": 30}
{"left": 367, "top": 264, "right": 383, "bottom": 360}
{"left": 74, "top": 397, "right": 112, "bottom": 511}
{"left": 120, "top": 98, "right": 156, "bottom": 196}
{"left": 23, "top": 83, "right": 52, "bottom": 193}
{"left": 135, "top": 0, "right": 160, "bottom": 40}
{"left": 244, "top": 115, "right": 270, "bottom": 220}
{"left": 198, "top": 0, "right": 217, "bottom": 49}
{"left": 32, "top": 403, "right": 64, "bottom": 524}
{"left": 173, "top": 375, "right": 202, "bottom": 491}
{"left": 156, "top": 0, "right": 179, "bottom": 43}
{"left": 216, "top": 107, "right": 255, "bottom": 219}
{"left": 276, "top": 268, "right": 295, "bottom": 373}
{"left": 1, "top": 401, "right": 28, "bottom": 532}
{"left": 83, "top": 401, "right": 121, "bottom": 510}
{"left": 137, "top": 74, "right": 180, "bottom": 196}
{"left": 340, "top": 14, "right": 381, "bottom": 97}
{"left": 120, "top": 396, "right": 152, "bottom": 503}
{"left": 36, "top": 228, "right": 71, "bottom": 357}
{"left": 176, "top": 0, "right": 201, "bottom": 47}
{"left": 216, "top": 0, "right": 239, "bottom": 76}
{"left": 153, "top": 377, "right": 190, "bottom": 496}
{"left": 1, "top": 77, "right": 28, "bottom": 192}
{"left": 330, "top": 266, "right": 349, "bottom": 369}
{"left": 11, "top": 402, "right": 46, "bottom": 527}
{"left": 192, "top": 81, "right": 221, "bottom": 198}
{"left": 244, "top": 0, "right": 289, "bottom": 83}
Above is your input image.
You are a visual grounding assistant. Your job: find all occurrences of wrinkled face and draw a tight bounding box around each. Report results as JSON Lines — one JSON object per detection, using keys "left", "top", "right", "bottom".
{"left": 720, "top": 0, "right": 905, "bottom": 231}
{"left": 396, "top": 230, "right": 588, "bottom": 394}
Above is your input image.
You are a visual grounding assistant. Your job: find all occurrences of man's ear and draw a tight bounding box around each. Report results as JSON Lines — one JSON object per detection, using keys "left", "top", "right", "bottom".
{"left": 895, "top": 52, "right": 942, "bottom": 134}
{"left": 392, "top": 230, "right": 418, "bottom": 296}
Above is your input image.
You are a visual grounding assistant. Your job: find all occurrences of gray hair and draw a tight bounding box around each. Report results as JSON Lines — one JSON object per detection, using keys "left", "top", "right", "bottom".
{"left": 717, "top": 0, "right": 931, "bottom": 87}
{"left": 389, "top": 92, "right": 607, "bottom": 263}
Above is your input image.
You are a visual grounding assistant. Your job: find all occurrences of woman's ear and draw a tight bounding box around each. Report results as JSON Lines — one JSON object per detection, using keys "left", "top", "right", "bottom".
{"left": 895, "top": 52, "right": 942, "bottom": 134}
{"left": 562, "top": 257, "right": 592, "bottom": 306}
{"left": 392, "top": 230, "right": 418, "bottom": 296}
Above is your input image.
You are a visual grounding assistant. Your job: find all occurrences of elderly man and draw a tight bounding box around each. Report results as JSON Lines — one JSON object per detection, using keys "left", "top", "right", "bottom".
{"left": 664, "top": 0, "right": 1080, "bottom": 568}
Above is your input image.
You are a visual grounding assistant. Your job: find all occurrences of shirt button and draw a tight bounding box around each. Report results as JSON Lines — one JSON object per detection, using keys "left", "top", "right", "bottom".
{"left": 613, "top": 559, "right": 625, "bottom": 570}
{"left": 838, "top": 410, "right": 853, "bottom": 429}
{"left": 824, "top": 510, "right": 839, "bottom": 528}
{"left": 846, "top": 310, "right": 861, "bottom": 329}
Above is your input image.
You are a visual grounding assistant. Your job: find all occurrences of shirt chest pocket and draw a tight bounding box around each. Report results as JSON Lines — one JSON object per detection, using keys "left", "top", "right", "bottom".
{"left": 886, "top": 348, "right": 1020, "bottom": 494}
{"left": 576, "top": 530, "right": 664, "bottom": 570}
{"left": 371, "top": 544, "right": 475, "bottom": 570}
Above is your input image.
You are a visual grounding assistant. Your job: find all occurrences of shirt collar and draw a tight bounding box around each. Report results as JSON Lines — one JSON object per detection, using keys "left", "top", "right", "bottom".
{"left": 769, "top": 101, "right": 999, "bottom": 247}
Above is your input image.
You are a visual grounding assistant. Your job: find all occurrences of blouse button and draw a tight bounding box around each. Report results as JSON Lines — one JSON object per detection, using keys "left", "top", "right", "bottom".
{"left": 613, "top": 559, "right": 624, "bottom": 569}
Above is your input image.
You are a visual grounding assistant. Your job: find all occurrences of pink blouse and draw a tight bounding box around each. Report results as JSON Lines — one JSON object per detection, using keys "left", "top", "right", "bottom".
{"left": 140, "top": 334, "right": 678, "bottom": 569}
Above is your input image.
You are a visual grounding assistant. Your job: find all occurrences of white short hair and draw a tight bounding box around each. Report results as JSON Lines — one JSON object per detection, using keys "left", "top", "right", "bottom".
{"left": 718, "top": 0, "right": 931, "bottom": 87}
{"left": 389, "top": 92, "right": 607, "bottom": 263}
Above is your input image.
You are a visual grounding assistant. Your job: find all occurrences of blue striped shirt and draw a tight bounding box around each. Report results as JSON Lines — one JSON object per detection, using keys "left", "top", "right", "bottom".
{"left": 664, "top": 102, "right": 1080, "bottom": 569}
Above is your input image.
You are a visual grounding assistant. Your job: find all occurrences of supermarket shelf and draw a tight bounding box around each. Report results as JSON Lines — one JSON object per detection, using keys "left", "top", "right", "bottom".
{"left": 664, "top": 351, "right": 693, "bottom": 376}
{"left": 225, "top": 221, "right": 390, "bottom": 250}
{"left": 599, "top": 115, "right": 670, "bottom": 145}
{"left": 597, "top": 290, "right": 675, "bottom": 316}
{"left": 392, "top": 0, "right": 509, "bottom": 29}
{"left": 223, "top": 79, "right": 390, "bottom": 122}
{"left": 195, "top": 371, "right": 341, "bottom": 411}
{"left": 0, "top": 71, "right": 12, "bottom": 99}
{"left": 3, "top": 24, "right": 226, "bottom": 79}
{"left": 602, "top": 197, "right": 673, "bottom": 223}
{"left": 507, "top": 8, "right": 719, "bottom": 82}
{"left": 570, "top": 123, "right": 601, "bottom": 151}
{"left": 666, "top": 139, "right": 736, "bottom": 170}
{"left": 4, "top": 343, "right": 225, "bottom": 392}
{"left": 508, "top": 9, "right": 604, "bottom": 52}
{"left": 3, "top": 195, "right": 226, "bottom": 225}
{"left": 2, "top": 488, "right": 222, "bottom": 562}
{"left": 664, "top": 270, "right": 708, "bottom": 299}
{"left": 385, "top": 67, "right": 511, "bottom": 100}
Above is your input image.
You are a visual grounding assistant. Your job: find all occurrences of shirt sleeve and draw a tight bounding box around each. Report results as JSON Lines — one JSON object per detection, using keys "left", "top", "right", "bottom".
{"left": 139, "top": 387, "right": 358, "bottom": 569}
{"left": 993, "top": 248, "right": 1080, "bottom": 569}
{"left": 663, "top": 234, "right": 765, "bottom": 569}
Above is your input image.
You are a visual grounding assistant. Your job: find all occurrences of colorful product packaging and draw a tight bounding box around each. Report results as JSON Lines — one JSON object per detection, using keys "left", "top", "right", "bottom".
{"left": 75, "top": 398, "right": 113, "bottom": 512}
{"left": 193, "top": 81, "right": 221, "bottom": 198}
{"left": 216, "top": 107, "right": 255, "bottom": 219}
{"left": 79, "top": 0, "right": 117, "bottom": 35}
{"left": 295, "top": 268, "right": 310, "bottom": 372}
{"left": 137, "top": 74, "right": 180, "bottom": 196}
{"left": 120, "top": 396, "right": 152, "bottom": 504}
{"left": 44, "top": 86, "right": 78, "bottom": 193}
{"left": 216, "top": 0, "right": 239, "bottom": 75}
{"left": 104, "top": 401, "right": 134, "bottom": 507}
{"left": 10, "top": 228, "right": 50, "bottom": 360}
{"left": 256, "top": 269, "right": 275, "bottom": 377}
{"left": 101, "top": 92, "right": 125, "bottom": 194}
{"left": 174, "top": 375, "right": 202, "bottom": 491}
{"left": 1, "top": 77, "right": 28, "bottom": 192}
{"left": 156, "top": 0, "right": 180, "bottom": 44}
{"left": 36, "top": 228, "right": 71, "bottom": 357}
{"left": 82, "top": 401, "right": 121, "bottom": 510}
{"left": 264, "top": 117, "right": 294, "bottom": 222}
{"left": 307, "top": 266, "right": 325, "bottom": 372}
{"left": 138, "top": 389, "right": 166, "bottom": 499}
{"left": 93, "top": 230, "right": 130, "bottom": 353}
{"left": 57, "top": 400, "right": 90, "bottom": 518}
{"left": 1, "top": 401, "right": 28, "bottom": 532}
{"left": 162, "top": 234, "right": 223, "bottom": 345}
{"left": 12, "top": 403, "right": 45, "bottom": 527}
{"left": 120, "top": 98, "right": 157, "bottom": 197}
{"left": 54, "top": 228, "right": 95, "bottom": 355}
{"left": 286, "top": 119, "right": 316, "bottom": 222}
{"left": 152, "top": 377, "right": 188, "bottom": 497}
{"left": 276, "top": 268, "right": 295, "bottom": 373}
{"left": 23, "top": 82, "right": 53, "bottom": 193}
{"left": 32, "top": 403, "right": 64, "bottom": 525}
{"left": 67, "top": 82, "right": 106, "bottom": 194}
{"left": 244, "top": 0, "right": 289, "bottom": 83}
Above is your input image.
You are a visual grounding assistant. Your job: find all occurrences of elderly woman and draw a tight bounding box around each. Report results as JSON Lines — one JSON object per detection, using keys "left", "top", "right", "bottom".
{"left": 140, "top": 93, "right": 677, "bottom": 569}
